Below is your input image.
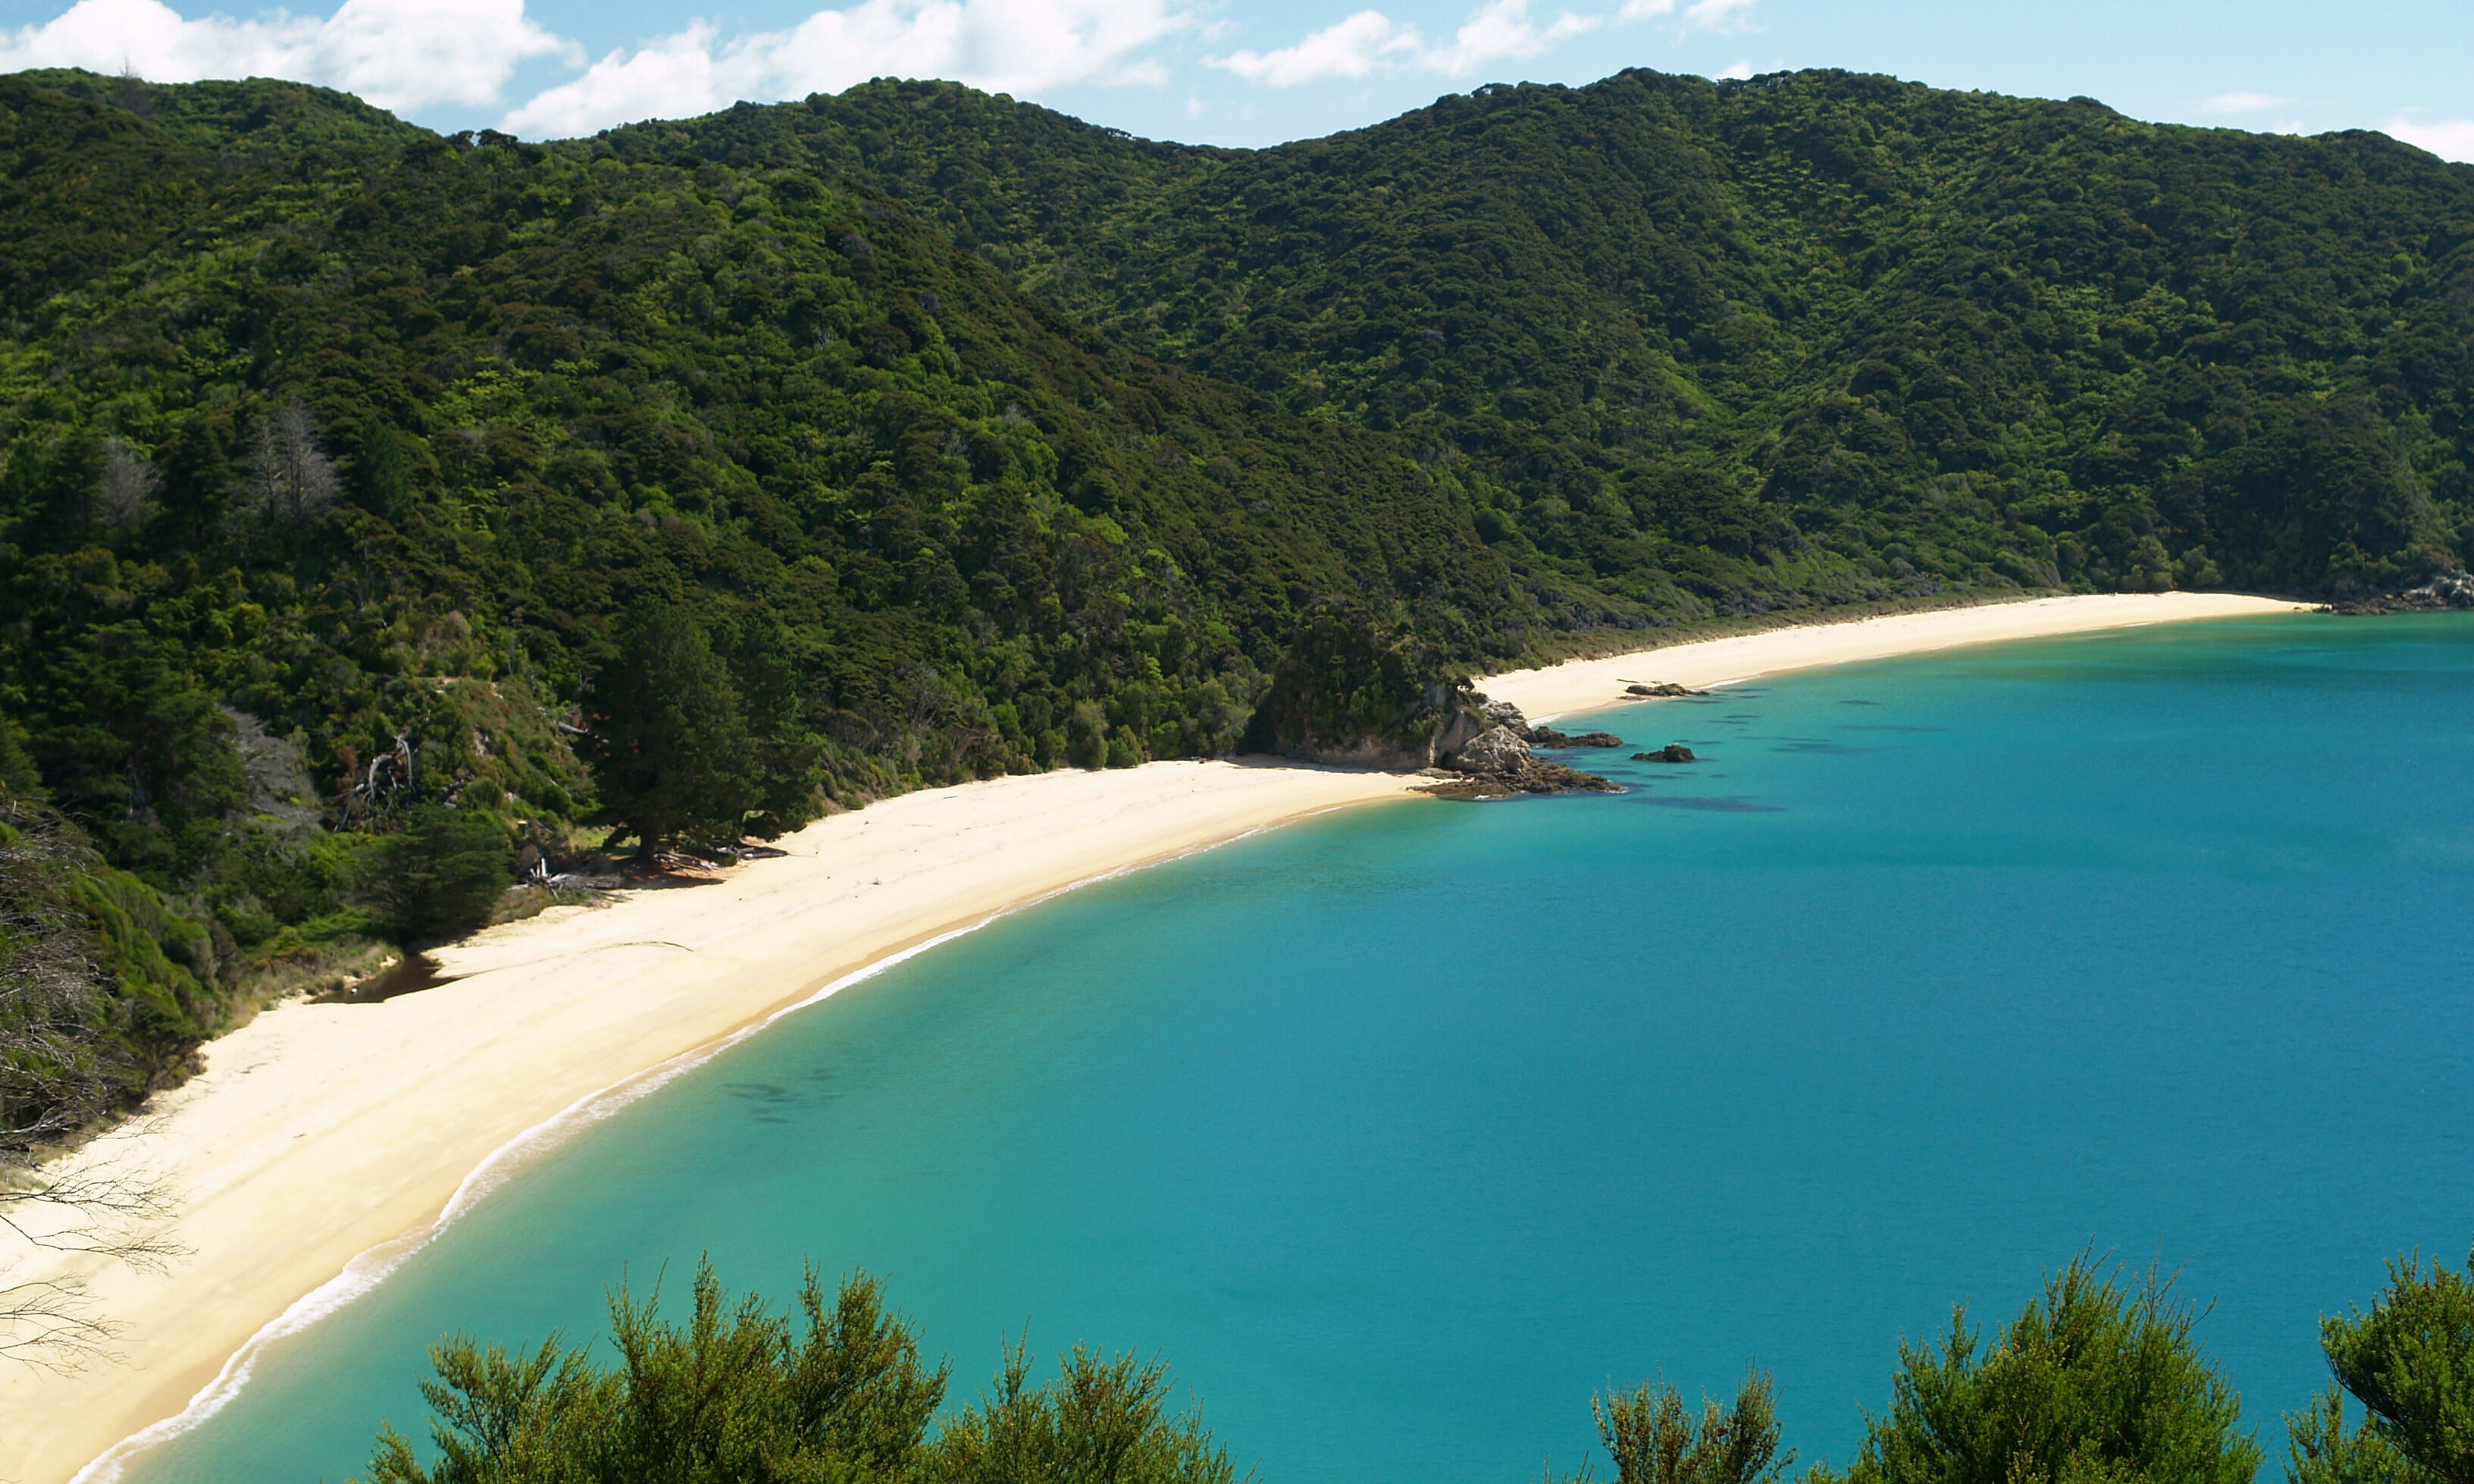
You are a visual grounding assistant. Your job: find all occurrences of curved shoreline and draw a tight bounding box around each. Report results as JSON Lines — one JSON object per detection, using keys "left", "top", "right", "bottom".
{"left": 6, "top": 591, "right": 2306, "bottom": 1484}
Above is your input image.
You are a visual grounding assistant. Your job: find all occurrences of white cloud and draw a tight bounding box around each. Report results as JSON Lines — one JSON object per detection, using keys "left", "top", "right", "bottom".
{"left": 1214, "top": 9, "right": 1414, "bottom": 86}
{"left": 1422, "top": 0, "right": 1597, "bottom": 77}
{"left": 2194, "top": 90, "right": 2288, "bottom": 114}
{"left": 2384, "top": 116, "right": 2474, "bottom": 162}
{"left": 1621, "top": 0, "right": 1753, "bottom": 29}
{"left": 1716, "top": 58, "right": 1752, "bottom": 80}
{"left": 1683, "top": 0, "right": 1753, "bottom": 26}
{"left": 505, "top": 0, "right": 1182, "bottom": 136}
{"left": 1210, "top": 0, "right": 1596, "bottom": 88}
{"left": 0, "top": 0, "right": 572, "bottom": 111}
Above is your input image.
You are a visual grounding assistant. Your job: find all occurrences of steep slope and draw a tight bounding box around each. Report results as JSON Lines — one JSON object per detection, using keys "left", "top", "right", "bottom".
{"left": 642, "top": 70, "right": 2474, "bottom": 604}
{"left": 0, "top": 69, "right": 1520, "bottom": 1099}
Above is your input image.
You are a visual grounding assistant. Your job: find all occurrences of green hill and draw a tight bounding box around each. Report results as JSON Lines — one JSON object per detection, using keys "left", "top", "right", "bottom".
{"left": 636, "top": 68, "right": 2474, "bottom": 606}
{"left": 3, "top": 63, "right": 2472, "bottom": 1127}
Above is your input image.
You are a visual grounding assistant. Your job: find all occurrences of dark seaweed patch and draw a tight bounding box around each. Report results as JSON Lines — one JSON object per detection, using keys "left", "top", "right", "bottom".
{"left": 1637, "top": 794, "right": 1781, "bottom": 812}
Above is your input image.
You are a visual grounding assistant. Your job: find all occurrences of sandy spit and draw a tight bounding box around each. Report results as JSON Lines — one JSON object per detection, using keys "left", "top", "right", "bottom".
{"left": 10, "top": 591, "right": 2307, "bottom": 1484}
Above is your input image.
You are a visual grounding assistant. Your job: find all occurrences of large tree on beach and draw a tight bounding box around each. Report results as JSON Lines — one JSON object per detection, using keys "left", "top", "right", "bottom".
{"left": 582, "top": 603, "right": 764, "bottom": 859}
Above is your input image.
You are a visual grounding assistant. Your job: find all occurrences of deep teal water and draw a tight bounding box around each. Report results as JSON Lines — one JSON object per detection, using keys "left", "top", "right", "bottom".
{"left": 127, "top": 615, "right": 2474, "bottom": 1483}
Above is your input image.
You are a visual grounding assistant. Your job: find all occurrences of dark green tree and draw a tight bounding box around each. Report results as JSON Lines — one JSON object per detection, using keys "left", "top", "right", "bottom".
{"left": 922, "top": 1342, "right": 1238, "bottom": 1484}
{"left": 583, "top": 604, "right": 761, "bottom": 859}
{"left": 709, "top": 610, "right": 828, "bottom": 842}
{"left": 1237, "top": 603, "right": 1463, "bottom": 763}
{"left": 1811, "top": 1258, "right": 2260, "bottom": 1484}
{"left": 2288, "top": 1242, "right": 2474, "bottom": 1484}
{"left": 1567, "top": 1373, "right": 1791, "bottom": 1484}
{"left": 358, "top": 1263, "right": 1233, "bottom": 1484}
{"left": 363, "top": 806, "right": 512, "bottom": 945}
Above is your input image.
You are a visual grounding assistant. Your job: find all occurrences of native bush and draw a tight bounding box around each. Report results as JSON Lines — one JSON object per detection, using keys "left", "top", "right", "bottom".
{"left": 1810, "top": 1257, "right": 2261, "bottom": 1484}
{"left": 356, "top": 1262, "right": 1233, "bottom": 1484}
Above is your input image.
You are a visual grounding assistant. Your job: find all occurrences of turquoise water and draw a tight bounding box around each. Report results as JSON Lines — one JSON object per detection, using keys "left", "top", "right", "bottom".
{"left": 131, "top": 615, "right": 2474, "bottom": 1482}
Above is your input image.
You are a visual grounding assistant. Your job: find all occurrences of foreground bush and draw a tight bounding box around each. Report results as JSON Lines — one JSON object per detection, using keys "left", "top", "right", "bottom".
{"left": 2288, "top": 1242, "right": 2474, "bottom": 1484}
{"left": 1565, "top": 1373, "right": 1791, "bottom": 1484}
{"left": 1809, "top": 1257, "right": 2261, "bottom": 1484}
{"left": 358, "top": 1262, "right": 1234, "bottom": 1484}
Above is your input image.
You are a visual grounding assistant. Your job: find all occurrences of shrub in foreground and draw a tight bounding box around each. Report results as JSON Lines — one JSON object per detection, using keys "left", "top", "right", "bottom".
{"left": 1810, "top": 1257, "right": 2261, "bottom": 1484}
{"left": 2288, "top": 1242, "right": 2474, "bottom": 1484}
{"left": 357, "top": 1261, "right": 1234, "bottom": 1484}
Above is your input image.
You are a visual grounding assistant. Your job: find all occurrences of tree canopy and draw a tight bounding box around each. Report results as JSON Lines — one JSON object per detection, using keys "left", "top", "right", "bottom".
{"left": 2289, "top": 1244, "right": 2474, "bottom": 1484}
{"left": 358, "top": 1262, "right": 1233, "bottom": 1484}
{"left": 1811, "top": 1258, "right": 2261, "bottom": 1484}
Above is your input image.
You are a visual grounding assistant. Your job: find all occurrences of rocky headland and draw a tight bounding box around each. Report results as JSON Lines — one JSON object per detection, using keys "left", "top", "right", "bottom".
{"left": 2318, "top": 571, "right": 2474, "bottom": 615}
{"left": 1417, "top": 698, "right": 1622, "bottom": 800}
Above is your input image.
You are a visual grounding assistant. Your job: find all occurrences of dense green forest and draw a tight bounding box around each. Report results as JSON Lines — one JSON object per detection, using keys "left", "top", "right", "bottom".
{"left": 0, "top": 67, "right": 1519, "bottom": 1122}
{"left": 629, "top": 70, "right": 2474, "bottom": 609}
{"left": 2, "top": 63, "right": 2471, "bottom": 1140}
{"left": 353, "top": 1248, "right": 2474, "bottom": 1483}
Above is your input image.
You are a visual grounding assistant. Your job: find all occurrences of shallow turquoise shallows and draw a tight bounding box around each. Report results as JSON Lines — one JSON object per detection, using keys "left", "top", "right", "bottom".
{"left": 130, "top": 615, "right": 2474, "bottom": 1482}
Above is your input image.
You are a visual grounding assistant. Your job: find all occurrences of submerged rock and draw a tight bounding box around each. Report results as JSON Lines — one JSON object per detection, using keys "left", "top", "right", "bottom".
{"left": 1632, "top": 744, "right": 1698, "bottom": 763}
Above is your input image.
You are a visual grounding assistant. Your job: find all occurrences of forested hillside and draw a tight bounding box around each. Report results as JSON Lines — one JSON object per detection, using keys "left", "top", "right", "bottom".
{"left": 645, "top": 69, "right": 2474, "bottom": 608}
{"left": 0, "top": 67, "right": 1517, "bottom": 1115}
{"left": 4, "top": 62, "right": 2472, "bottom": 1134}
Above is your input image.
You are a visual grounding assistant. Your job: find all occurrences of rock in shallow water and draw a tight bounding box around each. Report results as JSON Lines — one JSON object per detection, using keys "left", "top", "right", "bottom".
{"left": 1522, "top": 726, "right": 1625, "bottom": 748}
{"left": 1632, "top": 744, "right": 1698, "bottom": 762}
{"left": 1423, "top": 725, "right": 1621, "bottom": 798}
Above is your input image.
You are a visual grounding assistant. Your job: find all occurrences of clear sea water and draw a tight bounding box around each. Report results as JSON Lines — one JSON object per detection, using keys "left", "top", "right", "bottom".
{"left": 127, "top": 615, "right": 2474, "bottom": 1483}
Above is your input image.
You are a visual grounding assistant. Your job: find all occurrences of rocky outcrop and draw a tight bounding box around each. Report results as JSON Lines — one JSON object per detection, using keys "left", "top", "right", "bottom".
{"left": 2319, "top": 571, "right": 2474, "bottom": 615}
{"left": 1622, "top": 681, "right": 1707, "bottom": 697}
{"left": 1420, "top": 759, "right": 1623, "bottom": 799}
{"left": 1477, "top": 697, "right": 1527, "bottom": 729}
{"left": 1631, "top": 744, "right": 1698, "bottom": 762}
{"left": 1420, "top": 724, "right": 1621, "bottom": 799}
{"left": 1424, "top": 705, "right": 1488, "bottom": 768}
{"left": 1522, "top": 725, "right": 1625, "bottom": 748}
{"left": 1452, "top": 725, "right": 1533, "bottom": 772}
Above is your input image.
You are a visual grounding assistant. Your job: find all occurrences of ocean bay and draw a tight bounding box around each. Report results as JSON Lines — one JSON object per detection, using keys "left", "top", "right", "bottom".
{"left": 126, "top": 615, "right": 2474, "bottom": 1482}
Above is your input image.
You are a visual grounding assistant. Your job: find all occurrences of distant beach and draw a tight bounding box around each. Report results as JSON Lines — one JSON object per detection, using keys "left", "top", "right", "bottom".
{"left": 1480, "top": 592, "right": 2309, "bottom": 719}
{"left": 6, "top": 590, "right": 2304, "bottom": 1484}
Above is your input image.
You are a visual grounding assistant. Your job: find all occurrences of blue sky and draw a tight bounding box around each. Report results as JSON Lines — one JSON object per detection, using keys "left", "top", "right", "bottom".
{"left": 2, "top": 0, "right": 2466, "bottom": 160}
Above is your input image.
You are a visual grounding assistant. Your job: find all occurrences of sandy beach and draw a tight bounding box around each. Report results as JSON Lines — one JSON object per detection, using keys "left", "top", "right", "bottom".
{"left": 4, "top": 590, "right": 2307, "bottom": 1484}
{"left": 1481, "top": 592, "right": 2309, "bottom": 719}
